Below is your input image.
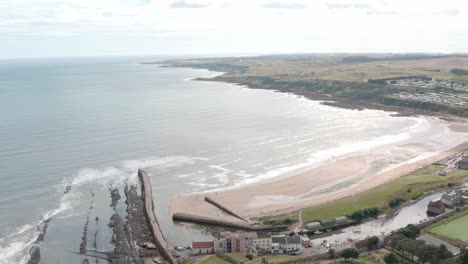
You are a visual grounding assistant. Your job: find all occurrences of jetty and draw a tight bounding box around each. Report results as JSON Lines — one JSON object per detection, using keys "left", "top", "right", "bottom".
{"left": 173, "top": 212, "right": 287, "bottom": 232}
{"left": 138, "top": 169, "right": 176, "bottom": 264}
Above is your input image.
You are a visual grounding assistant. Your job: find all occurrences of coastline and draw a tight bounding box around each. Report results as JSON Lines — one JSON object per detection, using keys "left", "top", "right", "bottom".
{"left": 164, "top": 63, "right": 468, "bottom": 223}
{"left": 170, "top": 139, "right": 468, "bottom": 221}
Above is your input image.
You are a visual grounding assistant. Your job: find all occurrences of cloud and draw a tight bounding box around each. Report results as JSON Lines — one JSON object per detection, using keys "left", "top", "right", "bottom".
{"left": 261, "top": 2, "right": 305, "bottom": 9}
{"left": 326, "top": 2, "right": 368, "bottom": 9}
{"left": 434, "top": 9, "right": 460, "bottom": 16}
{"left": 170, "top": 0, "right": 209, "bottom": 8}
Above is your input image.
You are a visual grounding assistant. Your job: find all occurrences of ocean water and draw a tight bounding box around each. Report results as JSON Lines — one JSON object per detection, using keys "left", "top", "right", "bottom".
{"left": 0, "top": 57, "right": 467, "bottom": 263}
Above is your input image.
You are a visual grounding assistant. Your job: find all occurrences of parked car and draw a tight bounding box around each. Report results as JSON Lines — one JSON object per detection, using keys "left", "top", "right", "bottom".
{"left": 174, "top": 246, "right": 185, "bottom": 251}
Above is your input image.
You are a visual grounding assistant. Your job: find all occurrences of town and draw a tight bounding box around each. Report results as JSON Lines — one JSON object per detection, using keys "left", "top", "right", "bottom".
{"left": 172, "top": 154, "right": 468, "bottom": 264}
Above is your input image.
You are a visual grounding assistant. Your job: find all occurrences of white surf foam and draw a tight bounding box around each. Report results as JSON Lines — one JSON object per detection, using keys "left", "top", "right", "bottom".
{"left": 2, "top": 155, "right": 207, "bottom": 263}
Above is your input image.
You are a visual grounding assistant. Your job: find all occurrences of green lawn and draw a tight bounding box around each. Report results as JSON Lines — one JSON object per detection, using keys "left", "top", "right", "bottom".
{"left": 300, "top": 164, "right": 468, "bottom": 223}
{"left": 430, "top": 214, "right": 468, "bottom": 243}
{"left": 226, "top": 253, "right": 249, "bottom": 263}
{"left": 248, "top": 255, "right": 303, "bottom": 264}
{"left": 259, "top": 162, "right": 468, "bottom": 226}
{"left": 258, "top": 152, "right": 468, "bottom": 227}
{"left": 199, "top": 255, "right": 230, "bottom": 264}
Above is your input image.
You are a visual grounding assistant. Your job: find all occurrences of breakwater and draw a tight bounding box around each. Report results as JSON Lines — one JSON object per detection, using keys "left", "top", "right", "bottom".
{"left": 138, "top": 169, "right": 176, "bottom": 264}
{"left": 204, "top": 196, "right": 248, "bottom": 222}
{"left": 172, "top": 212, "right": 287, "bottom": 232}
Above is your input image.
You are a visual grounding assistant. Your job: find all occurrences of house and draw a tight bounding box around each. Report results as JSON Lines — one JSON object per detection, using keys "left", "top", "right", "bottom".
{"left": 253, "top": 237, "right": 272, "bottom": 253}
{"left": 320, "top": 218, "right": 336, "bottom": 226}
{"left": 271, "top": 235, "right": 302, "bottom": 254}
{"left": 243, "top": 232, "right": 258, "bottom": 249}
{"left": 427, "top": 200, "right": 445, "bottom": 215}
{"left": 334, "top": 216, "right": 348, "bottom": 224}
{"left": 417, "top": 234, "right": 460, "bottom": 255}
{"left": 305, "top": 222, "right": 321, "bottom": 230}
{"left": 458, "top": 158, "right": 468, "bottom": 170}
{"left": 440, "top": 194, "right": 455, "bottom": 208}
{"left": 214, "top": 234, "right": 245, "bottom": 254}
{"left": 440, "top": 192, "right": 463, "bottom": 208}
{"left": 192, "top": 241, "right": 214, "bottom": 255}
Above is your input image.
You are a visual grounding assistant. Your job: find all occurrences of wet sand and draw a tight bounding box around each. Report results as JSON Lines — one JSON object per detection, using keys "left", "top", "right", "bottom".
{"left": 170, "top": 129, "right": 468, "bottom": 221}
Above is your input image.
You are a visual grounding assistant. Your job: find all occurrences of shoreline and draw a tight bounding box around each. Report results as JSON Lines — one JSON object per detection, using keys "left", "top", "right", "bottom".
{"left": 170, "top": 130, "right": 468, "bottom": 223}
{"left": 166, "top": 64, "right": 468, "bottom": 224}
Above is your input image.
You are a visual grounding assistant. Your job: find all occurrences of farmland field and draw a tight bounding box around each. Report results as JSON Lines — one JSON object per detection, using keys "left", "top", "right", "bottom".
{"left": 430, "top": 214, "right": 468, "bottom": 242}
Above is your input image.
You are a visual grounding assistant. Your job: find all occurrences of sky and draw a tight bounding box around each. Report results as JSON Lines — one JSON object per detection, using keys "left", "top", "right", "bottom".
{"left": 1, "top": 0, "right": 468, "bottom": 59}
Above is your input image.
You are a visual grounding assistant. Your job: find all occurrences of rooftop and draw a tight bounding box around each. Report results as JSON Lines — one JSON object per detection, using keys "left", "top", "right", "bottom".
{"left": 428, "top": 200, "right": 445, "bottom": 209}
{"left": 192, "top": 241, "right": 214, "bottom": 249}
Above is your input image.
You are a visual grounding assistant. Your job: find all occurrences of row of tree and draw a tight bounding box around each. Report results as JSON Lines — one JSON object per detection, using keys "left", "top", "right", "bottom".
{"left": 388, "top": 225, "right": 453, "bottom": 264}
{"left": 349, "top": 207, "right": 380, "bottom": 223}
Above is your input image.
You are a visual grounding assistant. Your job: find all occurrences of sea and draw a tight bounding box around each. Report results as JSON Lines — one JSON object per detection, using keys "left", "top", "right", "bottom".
{"left": 0, "top": 56, "right": 467, "bottom": 263}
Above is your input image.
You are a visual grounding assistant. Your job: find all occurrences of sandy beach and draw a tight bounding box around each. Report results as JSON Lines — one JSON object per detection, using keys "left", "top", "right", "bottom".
{"left": 170, "top": 122, "right": 468, "bottom": 222}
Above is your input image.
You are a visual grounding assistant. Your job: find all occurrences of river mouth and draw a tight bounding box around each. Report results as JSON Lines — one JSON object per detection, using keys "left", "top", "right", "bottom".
{"left": 310, "top": 192, "right": 446, "bottom": 246}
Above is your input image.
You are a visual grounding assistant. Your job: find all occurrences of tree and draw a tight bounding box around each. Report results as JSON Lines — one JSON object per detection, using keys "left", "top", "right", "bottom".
{"left": 245, "top": 254, "right": 254, "bottom": 261}
{"left": 328, "top": 248, "right": 336, "bottom": 259}
{"left": 351, "top": 210, "right": 364, "bottom": 223}
{"left": 417, "top": 244, "right": 439, "bottom": 264}
{"left": 437, "top": 244, "right": 453, "bottom": 260}
{"left": 367, "top": 236, "right": 380, "bottom": 250}
{"left": 401, "top": 239, "right": 424, "bottom": 260}
{"left": 383, "top": 253, "right": 399, "bottom": 264}
{"left": 389, "top": 234, "right": 406, "bottom": 250}
{"left": 459, "top": 248, "right": 468, "bottom": 264}
{"left": 395, "top": 224, "right": 419, "bottom": 239}
{"left": 341, "top": 248, "right": 359, "bottom": 260}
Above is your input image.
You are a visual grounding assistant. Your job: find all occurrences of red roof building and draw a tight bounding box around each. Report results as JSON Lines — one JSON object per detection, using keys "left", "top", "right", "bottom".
{"left": 192, "top": 241, "right": 214, "bottom": 254}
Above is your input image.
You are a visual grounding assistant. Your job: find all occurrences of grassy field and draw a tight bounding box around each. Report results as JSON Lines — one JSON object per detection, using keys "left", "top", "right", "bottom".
{"left": 300, "top": 164, "right": 468, "bottom": 223}
{"left": 247, "top": 255, "right": 303, "bottom": 264}
{"left": 258, "top": 211, "right": 299, "bottom": 226}
{"left": 198, "top": 255, "right": 230, "bottom": 264}
{"left": 260, "top": 159, "right": 468, "bottom": 226}
{"left": 168, "top": 54, "right": 468, "bottom": 118}
{"left": 430, "top": 214, "right": 468, "bottom": 243}
{"left": 226, "top": 253, "right": 250, "bottom": 263}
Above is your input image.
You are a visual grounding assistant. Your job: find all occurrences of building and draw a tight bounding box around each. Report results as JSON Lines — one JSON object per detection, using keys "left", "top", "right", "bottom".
{"left": 334, "top": 216, "right": 348, "bottom": 224}
{"left": 253, "top": 237, "right": 272, "bottom": 253}
{"left": 271, "top": 235, "right": 302, "bottom": 254}
{"left": 305, "top": 222, "right": 321, "bottom": 230}
{"left": 458, "top": 158, "right": 468, "bottom": 170}
{"left": 427, "top": 200, "right": 445, "bottom": 215}
{"left": 320, "top": 218, "right": 336, "bottom": 226}
{"left": 440, "top": 192, "right": 463, "bottom": 208}
{"left": 192, "top": 241, "right": 214, "bottom": 255}
{"left": 417, "top": 234, "right": 460, "bottom": 255}
{"left": 214, "top": 234, "right": 245, "bottom": 254}
{"left": 243, "top": 232, "right": 258, "bottom": 250}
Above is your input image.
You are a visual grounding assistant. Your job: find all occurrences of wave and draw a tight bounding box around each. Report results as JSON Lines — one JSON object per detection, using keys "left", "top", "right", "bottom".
{"left": 0, "top": 155, "right": 206, "bottom": 264}
{"left": 189, "top": 117, "right": 440, "bottom": 194}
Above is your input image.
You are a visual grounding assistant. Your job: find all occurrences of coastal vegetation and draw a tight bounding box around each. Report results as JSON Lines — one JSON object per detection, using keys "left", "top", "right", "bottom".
{"left": 259, "top": 156, "right": 468, "bottom": 226}
{"left": 451, "top": 68, "right": 468, "bottom": 75}
{"left": 199, "top": 255, "right": 230, "bottom": 264}
{"left": 163, "top": 54, "right": 468, "bottom": 118}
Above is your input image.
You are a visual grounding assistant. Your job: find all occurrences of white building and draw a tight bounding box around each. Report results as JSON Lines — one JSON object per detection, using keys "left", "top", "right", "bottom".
{"left": 271, "top": 235, "right": 302, "bottom": 254}
{"left": 253, "top": 237, "right": 272, "bottom": 253}
{"left": 305, "top": 222, "right": 321, "bottom": 230}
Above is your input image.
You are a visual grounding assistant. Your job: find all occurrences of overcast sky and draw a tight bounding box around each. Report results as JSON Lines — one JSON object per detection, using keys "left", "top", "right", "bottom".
{"left": 1, "top": 0, "right": 468, "bottom": 59}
